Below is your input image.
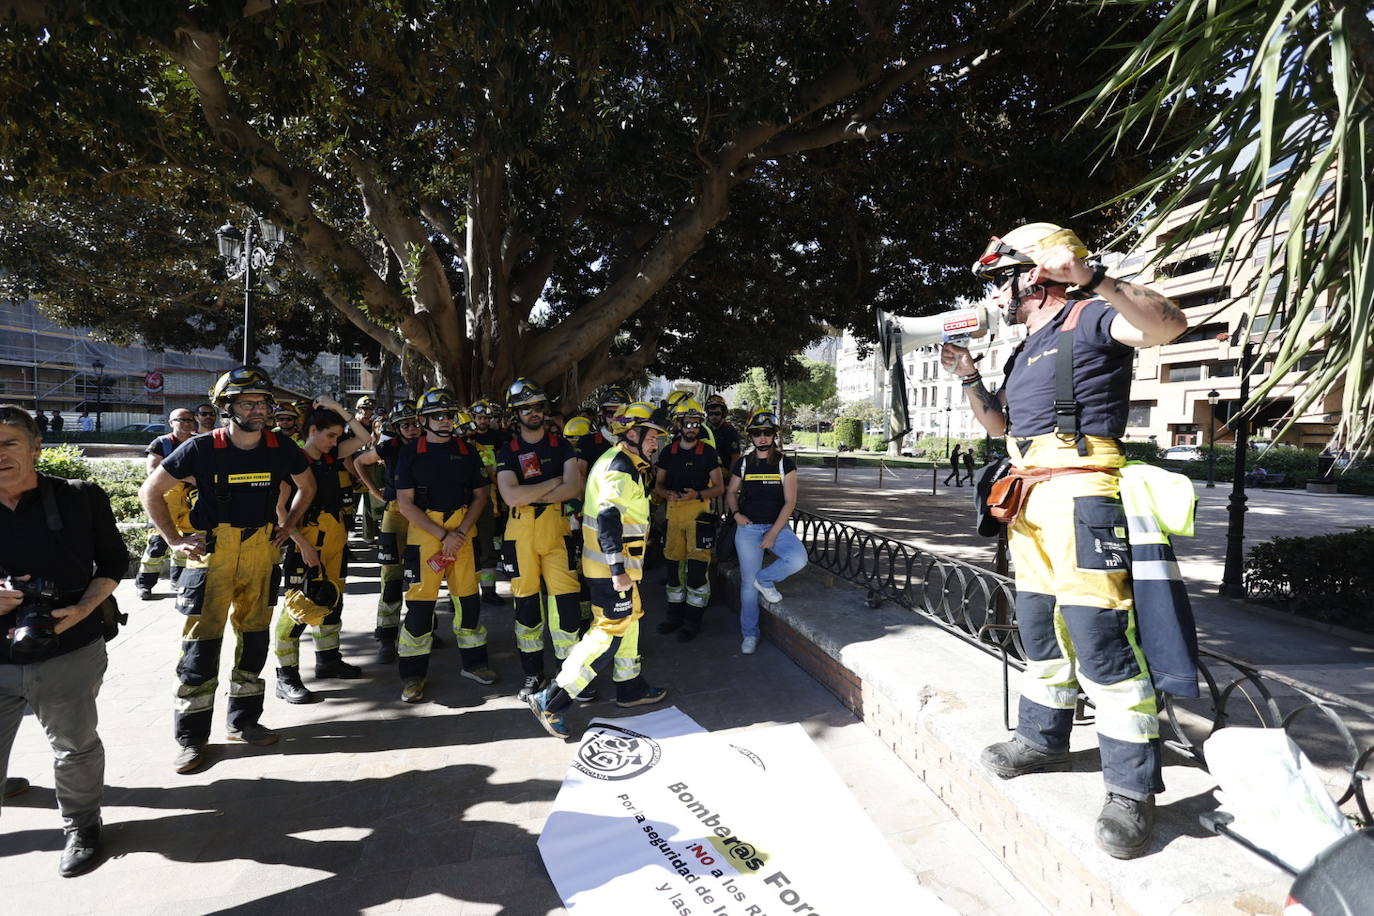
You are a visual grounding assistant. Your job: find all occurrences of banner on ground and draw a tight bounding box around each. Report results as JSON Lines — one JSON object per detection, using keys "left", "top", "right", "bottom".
{"left": 539, "top": 706, "right": 954, "bottom": 915}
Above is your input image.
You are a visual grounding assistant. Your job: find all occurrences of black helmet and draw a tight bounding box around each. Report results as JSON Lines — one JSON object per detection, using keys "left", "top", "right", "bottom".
{"left": 746, "top": 410, "right": 780, "bottom": 434}
{"left": 598, "top": 386, "right": 631, "bottom": 409}
{"left": 416, "top": 387, "right": 460, "bottom": 416}
{"left": 387, "top": 403, "right": 420, "bottom": 430}
{"left": 506, "top": 377, "right": 548, "bottom": 409}
{"left": 210, "top": 366, "right": 275, "bottom": 407}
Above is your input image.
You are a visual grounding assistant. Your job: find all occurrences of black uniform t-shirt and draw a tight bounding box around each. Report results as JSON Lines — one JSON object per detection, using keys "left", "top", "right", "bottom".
{"left": 1002, "top": 298, "right": 1134, "bottom": 438}
{"left": 145, "top": 433, "right": 189, "bottom": 461}
{"left": 658, "top": 438, "right": 720, "bottom": 492}
{"left": 496, "top": 432, "right": 576, "bottom": 502}
{"left": 576, "top": 430, "right": 615, "bottom": 468}
{"left": 305, "top": 447, "right": 347, "bottom": 514}
{"left": 160, "top": 430, "right": 308, "bottom": 530}
{"left": 394, "top": 437, "right": 487, "bottom": 513}
{"left": 375, "top": 435, "right": 404, "bottom": 502}
{"left": 732, "top": 453, "right": 797, "bottom": 526}
{"left": 711, "top": 423, "right": 741, "bottom": 472}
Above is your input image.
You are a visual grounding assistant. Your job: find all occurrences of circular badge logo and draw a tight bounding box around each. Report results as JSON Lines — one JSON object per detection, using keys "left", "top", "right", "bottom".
{"left": 573, "top": 724, "right": 662, "bottom": 781}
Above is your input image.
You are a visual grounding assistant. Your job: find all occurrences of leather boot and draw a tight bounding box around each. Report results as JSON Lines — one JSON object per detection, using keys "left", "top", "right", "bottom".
{"left": 657, "top": 600, "right": 686, "bottom": 634}
{"left": 1096, "top": 793, "right": 1155, "bottom": 859}
{"left": 315, "top": 651, "right": 363, "bottom": 679}
{"left": 980, "top": 739, "right": 1069, "bottom": 779}
{"left": 275, "top": 666, "right": 314, "bottom": 704}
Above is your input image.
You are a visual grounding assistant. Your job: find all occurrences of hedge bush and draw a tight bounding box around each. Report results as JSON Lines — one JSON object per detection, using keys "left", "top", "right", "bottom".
{"left": 833, "top": 417, "right": 862, "bottom": 450}
{"left": 1245, "top": 527, "right": 1374, "bottom": 632}
{"left": 35, "top": 443, "right": 91, "bottom": 480}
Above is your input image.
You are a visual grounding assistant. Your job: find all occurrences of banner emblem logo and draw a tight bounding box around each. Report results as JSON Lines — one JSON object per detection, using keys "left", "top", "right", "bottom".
{"left": 573, "top": 724, "right": 661, "bottom": 781}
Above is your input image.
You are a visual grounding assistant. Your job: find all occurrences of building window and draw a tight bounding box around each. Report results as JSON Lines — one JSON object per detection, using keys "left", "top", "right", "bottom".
{"left": 1174, "top": 289, "right": 1229, "bottom": 312}
{"left": 1165, "top": 362, "right": 1203, "bottom": 383}
{"left": 1296, "top": 351, "right": 1323, "bottom": 372}
{"left": 341, "top": 358, "right": 362, "bottom": 393}
{"left": 1209, "top": 360, "right": 1237, "bottom": 378}
{"left": 1159, "top": 252, "right": 1220, "bottom": 278}
{"left": 1127, "top": 401, "right": 1153, "bottom": 428}
{"left": 1175, "top": 321, "right": 1229, "bottom": 343}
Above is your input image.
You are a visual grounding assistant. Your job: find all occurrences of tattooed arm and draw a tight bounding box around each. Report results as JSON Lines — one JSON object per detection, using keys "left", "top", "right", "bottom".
{"left": 1028, "top": 243, "right": 1187, "bottom": 348}
{"left": 940, "top": 343, "right": 1008, "bottom": 436}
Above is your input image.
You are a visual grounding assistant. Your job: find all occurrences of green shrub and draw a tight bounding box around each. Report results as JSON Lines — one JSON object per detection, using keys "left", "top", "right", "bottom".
{"left": 119, "top": 523, "right": 149, "bottom": 560}
{"left": 35, "top": 443, "right": 90, "bottom": 480}
{"left": 862, "top": 434, "right": 886, "bottom": 452}
{"left": 833, "top": 417, "right": 862, "bottom": 449}
{"left": 1121, "top": 440, "right": 1160, "bottom": 462}
{"left": 1245, "top": 527, "right": 1374, "bottom": 631}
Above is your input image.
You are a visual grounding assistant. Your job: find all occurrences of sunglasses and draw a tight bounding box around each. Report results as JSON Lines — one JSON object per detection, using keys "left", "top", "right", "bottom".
{"left": 197, "top": 410, "right": 216, "bottom": 416}
{"left": 518, "top": 404, "right": 546, "bottom": 414}
{"left": 171, "top": 417, "right": 196, "bottom": 423}
{"left": 398, "top": 420, "right": 420, "bottom": 429}
{"left": 426, "top": 412, "right": 455, "bottom": 422}
{"left": 234, "top": 400, "right": 271, "bottom": 412}
{"left": 681, "top": 421, "right": 701, "bottom": 429}
{"left": 749, "top": 429, "right": 776, "bottom": 438}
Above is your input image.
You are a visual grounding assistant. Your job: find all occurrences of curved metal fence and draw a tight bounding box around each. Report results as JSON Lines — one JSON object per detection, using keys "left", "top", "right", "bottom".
{"left": 790, "top": 508, "right": 1372, "bottom": 824}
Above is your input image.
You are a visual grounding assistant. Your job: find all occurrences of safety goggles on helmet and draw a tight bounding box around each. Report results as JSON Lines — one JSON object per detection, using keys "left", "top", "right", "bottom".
{"left": 972, "top": 222, "right": 1089, "bottom": 281}
{"left": 416, "top": 387, "right": 459, "bottom": 416}
{"left": 387, "top": 404, "right": 420, "bottom": 430}
{"left": 597, "top": 386, "right": 630, "bottom": 410}
{"left": 355, "top": 395, "right": 377, "bottom": 411}
{"left": 453, "top": 409, "right": 477, "bottom": 436}
{"left": 210, "top": 365, "right": 275, "bottom": 407}
{"left": 619, "top": 401, "right": 670, "bottom": 434}
{"left": 273, "top": 403, "right": 299, "bottom": 420}
{"left": 506, "top": 377, "right": 548, "bottom": 409}
{"left": 670, "top": 397, "right": 705, "bottom": 421}
{"left": 746, "top": 410, "right": 780, "bottom": 435}
{"left": 469, "top": 398, "right": 499, "bottom": 417}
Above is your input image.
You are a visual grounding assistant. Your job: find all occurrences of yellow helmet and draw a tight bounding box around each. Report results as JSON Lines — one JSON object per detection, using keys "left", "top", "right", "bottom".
{"left": 209, "top": 366, "right": 275, "bottom": 407}
{"left": 563, "top": 416, "right": 594, "bottom": 438}
{"left": 506, "top": 377, "right": 549, "bottom": 409}
{"left": 705, "top": 394, "right": 728, "bottom": 410}
{"left": 619, "top": 401, "right": 670, "bottom": 434}
{"left": 746, "top": 410, "right": 781, "bottom": 434}
{"left": 273, "top": 402, "right": 301, "bottom": 422}
{"left": 670, "top": 397, "right": 705, "bottom": 421}
{"left": 972, "top": 222, "right": 1089, "bottom": 281}
{"left": 597, "top": 386, "right": 631, "bottom": 409}
{"left": 453, "top": 409, "right": 476, "bottom": 435}
{"left": 355, "top": 395, "right": 377, "bottom": 411}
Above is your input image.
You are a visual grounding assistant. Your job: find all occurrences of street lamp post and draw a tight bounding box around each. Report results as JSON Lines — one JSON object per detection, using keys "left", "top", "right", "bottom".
{"left": 217, "top": 218, "right": 285, "bottom": 364}
{"left": 944, "top": 387, "right": 952, "bottom": 457}
{"left": 93, "top": 359, "right": 105, "bottom": 434}
{"left": 1219, "top": 324, "right": 1254, "bottom": 598}
{"left": 1206, "top": 389, "right": 1219, "bottom": 488}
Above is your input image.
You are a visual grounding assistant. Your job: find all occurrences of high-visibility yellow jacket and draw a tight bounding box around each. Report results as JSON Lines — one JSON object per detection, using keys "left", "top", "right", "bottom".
{"left": 582, "top": 444, "right": 652, "bottom": 580}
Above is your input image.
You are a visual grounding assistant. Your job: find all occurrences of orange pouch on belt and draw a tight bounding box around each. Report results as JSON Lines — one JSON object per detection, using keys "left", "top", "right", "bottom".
{"left": 987, "top": 467, "right": 1101, "bottom": 526}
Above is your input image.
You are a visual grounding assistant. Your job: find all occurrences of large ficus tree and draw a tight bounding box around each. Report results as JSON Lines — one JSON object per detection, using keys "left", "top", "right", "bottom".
{"left": 0, "top": 1, "right": 1200, "bottom": 403}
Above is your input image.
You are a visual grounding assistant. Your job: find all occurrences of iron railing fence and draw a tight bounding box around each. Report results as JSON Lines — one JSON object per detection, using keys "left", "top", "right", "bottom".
{"left": 789, "top": 508, "right": 1371, "bottom": 824}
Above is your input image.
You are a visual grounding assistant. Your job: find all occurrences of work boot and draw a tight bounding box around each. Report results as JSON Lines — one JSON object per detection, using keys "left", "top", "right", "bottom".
{"left": 518, "top": 674, "right": 547, "bottom": 701}
{"left": 617, "top": 685, "right": 668, "bottom": 708}
{"left": 657, "top": 600, "right": 686, "bottom": 634}
{"left": 676, "top": 626, "right": 699, "bottom": 643}
{"left": 481, "top": 586, "right": 505, "bottom": 606}
{"left": 1096, "top": 793, "right": 1155, "bottom": 859}
{"left": 980, "top": 739, "right": 1069, "bottom": 779}
{"left": 572, "top": 684, "right": 599, "bottom": 706}
{"left": 275, "top": 666, "right": 315, "bottom": 704}
{"left": 375, "top": 638, "right": 397, "bottom": 664}
{"left": 315, "top": 652, "right": 363, "bottom": 679}
{"left": 2, "top": 776, "right": 30, "bottom": 798}
{"left": 173, "top": 743, "right": 208, "bottom": 774}
{"left": 461, "top": 666, "right": 498, "bottom": 686}
{"left": 401, "top": 678, "right": 427, "bottom": 704}
{"left": 59, "top": 824, "right": 101, "bottom": 878}
{"left": 136, "top": 586, "right": 154, "bottom": 601}
{"left": 226, "top": 723, "right": 280, "bottom": 746}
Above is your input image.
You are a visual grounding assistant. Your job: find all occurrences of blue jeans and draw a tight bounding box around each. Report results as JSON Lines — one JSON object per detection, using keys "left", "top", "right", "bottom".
{"left": 735, "top": 523, "right": 808, "bottom": 638}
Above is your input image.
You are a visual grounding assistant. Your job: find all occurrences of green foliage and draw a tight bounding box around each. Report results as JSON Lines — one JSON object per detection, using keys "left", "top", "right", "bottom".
{"left": 1120, "top": 440, "right": 1160, "bottom": 462}
{"left": 862, "top": 434, "right": 886, "bottom": 452}
{"left": 1085, "top": 0, "right": 1374, "bottom": 451}
{"left": 833, "top": 418, "right": 862, "bottom": 450}
{"left": 0, "top": 2, "right": 1216, "bottom": 398}
{"left": 35, "top": 443, "right": 90, "bottom": 480}
{"left": 1246, "top": 528, "right": 1374, "bottom": 631}
{"left": 119, "top": 524, "right": 149, "bottom": 560}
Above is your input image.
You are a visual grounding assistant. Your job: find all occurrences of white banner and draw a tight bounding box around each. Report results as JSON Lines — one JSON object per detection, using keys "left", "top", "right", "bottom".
{"left": 539, "top": 707, "right": 955, "bottom": 915}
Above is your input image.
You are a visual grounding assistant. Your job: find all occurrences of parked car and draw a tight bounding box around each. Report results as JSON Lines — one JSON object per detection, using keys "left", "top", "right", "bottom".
{"left": 118, "top": 422, "right": 170, "bottom": 434}
{"left": 1162, "top": 445, "right": 1203, "bottom": 461}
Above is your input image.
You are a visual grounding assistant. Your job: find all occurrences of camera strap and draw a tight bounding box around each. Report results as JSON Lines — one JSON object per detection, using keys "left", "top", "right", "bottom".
{"left": 35, "top": 475, "right": 128, "bottom": 639}
{"left": 38, "top": 475, "right": 63, "bottom": 534}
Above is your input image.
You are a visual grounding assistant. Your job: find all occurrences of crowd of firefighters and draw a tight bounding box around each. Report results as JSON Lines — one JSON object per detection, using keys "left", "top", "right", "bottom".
{"left": 136, "top": 369, "right": 799, "bottom": 769}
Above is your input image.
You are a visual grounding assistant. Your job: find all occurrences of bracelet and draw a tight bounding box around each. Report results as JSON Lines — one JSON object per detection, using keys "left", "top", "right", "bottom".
{"left": 959, "top": 373, "right": 982, "bottom": 387}
{"left": 1080, "top": 263, "right": 1108, "bottom": 293}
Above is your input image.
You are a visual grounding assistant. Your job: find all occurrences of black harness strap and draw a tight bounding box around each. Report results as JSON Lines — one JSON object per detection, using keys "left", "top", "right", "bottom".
{"left": 1054, "top": 301, "right": 1093, "bottom": 456}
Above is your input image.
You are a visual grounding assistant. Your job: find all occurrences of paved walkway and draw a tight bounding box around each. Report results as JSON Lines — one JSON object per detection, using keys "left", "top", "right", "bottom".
{"left": 1, "top": 551, "right": 1043, "bottom": 914}
{"left": 797, "top": 466, "right": 1374, "bottom": 709}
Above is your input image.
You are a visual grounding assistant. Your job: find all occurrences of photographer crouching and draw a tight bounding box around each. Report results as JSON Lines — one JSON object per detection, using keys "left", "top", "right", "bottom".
{"left": 0, "top": 405, "right": 127, "bottom": 877}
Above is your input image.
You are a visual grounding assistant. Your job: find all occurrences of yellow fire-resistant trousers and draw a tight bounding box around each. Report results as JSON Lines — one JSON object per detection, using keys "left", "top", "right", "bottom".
{"left": 504, "top": 504, "right": 582, "bottom": 675}
{"left": 1007, "top": 434, "right": 1161, "bottom": 799}
{"left": 273, "top": 511, "right": 347, "bottom": 667}
{"left": 552, "top": 575, "right": 644, "bottom": 700}
{"left": 663, "top": 498, "right": 713, "bottom": 563}
{"left": 173, "top": 523, "right": 279, "bottom": 746}
{"left": 400, "top": 507, "right": 484, "bottom": 678}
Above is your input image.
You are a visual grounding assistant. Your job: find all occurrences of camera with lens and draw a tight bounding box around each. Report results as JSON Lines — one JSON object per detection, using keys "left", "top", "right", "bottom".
{"left": 2, "top": 568, "right": 62, "bottom": 663}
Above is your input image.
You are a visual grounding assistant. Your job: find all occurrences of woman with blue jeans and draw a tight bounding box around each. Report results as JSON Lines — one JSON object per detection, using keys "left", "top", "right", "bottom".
{"left": 726, "top": 411, "right": 807, "bottom": 655}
